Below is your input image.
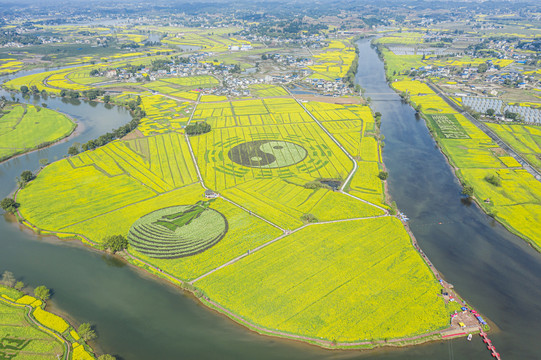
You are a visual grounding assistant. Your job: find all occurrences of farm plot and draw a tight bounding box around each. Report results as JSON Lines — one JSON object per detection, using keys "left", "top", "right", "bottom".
{"left": 305, "top": 102, "right": 386, "bottom": 206}
{"left": 486, "top": 123, "right": 541, "bottom": 170}
{"left": 222, "top": 178, "right": 384, "bottom": 230}
{"left": 190, "top": 122, "right": 352, "bottom": 191}
{"left": 0, "top": 58, "right": 23, "bottom": 74}
{"left": 459, "top": 168, "right": 541, "bottom": 248}
{"left": 249, "top": 84, "right": 288, "bottom": 97}
{"left": 0, "top": 289, "right": 64, "bottom": 360}
{"left": 128, "top": 201, "right": 228, "bottom": 259}
{"left": 425, "top": 114, "right": 470, "bottom": 139}
{"left": 132, "top": 94, "right": 192, "bottom": 135}
{"left": 0, "top": 104, "right": 76, "bottom": 161}
{"left": 308, "top": 38, "right": 357, "bottom": 80}
{"left": 58, "top": 182, "right": 281, "bottom": 280}
{"left": 161, "top": 31, "right": 249, "bottom": 52}
{"left": 143, "top": 75, "right": 219, "bottom": 97}
{"left": 18, "top": 132, "right": 199, "bottom": 233}
{"left": 197, "top": 217, "right": 449, "bottom": 342}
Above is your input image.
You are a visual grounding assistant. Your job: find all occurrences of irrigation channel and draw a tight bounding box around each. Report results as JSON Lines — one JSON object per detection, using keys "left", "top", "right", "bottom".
{"left": 0, "top": 38, "right": 539, "bottom": 360}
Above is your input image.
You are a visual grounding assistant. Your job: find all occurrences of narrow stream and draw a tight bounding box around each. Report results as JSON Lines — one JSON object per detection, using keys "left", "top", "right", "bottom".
{"left": 0, "top": 39, "right": 539, "bottom": 360}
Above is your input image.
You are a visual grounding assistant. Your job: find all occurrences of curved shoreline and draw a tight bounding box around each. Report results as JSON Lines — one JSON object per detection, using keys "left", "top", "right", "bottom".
{"left": 9, "top": 182, "right": 490, "bottom": 351}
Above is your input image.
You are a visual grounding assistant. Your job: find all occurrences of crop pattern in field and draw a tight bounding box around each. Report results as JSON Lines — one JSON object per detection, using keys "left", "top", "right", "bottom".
{"left": 426, "top": 114, "right": 470, "bottom": 139}
{"left": 128, "top": 201, "right": 228, "bottom": 259}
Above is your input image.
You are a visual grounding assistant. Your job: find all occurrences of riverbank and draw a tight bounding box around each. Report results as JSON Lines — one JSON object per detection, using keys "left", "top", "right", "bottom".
{"left": 390, "top": 79, "right": 540, "bottom": 252}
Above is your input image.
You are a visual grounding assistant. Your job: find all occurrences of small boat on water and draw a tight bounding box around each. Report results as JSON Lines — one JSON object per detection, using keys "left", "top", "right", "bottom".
{"left": 467, "top": 334, "right": 472, "bottom": 341}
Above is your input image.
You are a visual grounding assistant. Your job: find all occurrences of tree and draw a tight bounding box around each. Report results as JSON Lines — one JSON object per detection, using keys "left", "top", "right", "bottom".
{"left": 477, "top": 63, "right": 488, "bottom": 73}
{"left": 1, "top": 198, "right": 18, "bottom": 213}
{"left": 378, "top": 171, "right": 388, "bottom": 180}
{"left": 1, "top": 271, "right": 16, "bottom": 287}
{"left": 98, "top": 355, "right": 116, "bottom": 360}
{"left": 103, "top": 235, "right": 128, "bottom": 253}
{"left": 39, "top": 158, "right": 49, "bottom": 167}
{"left": 14, "top": 281, "right": 24, "bottom": 291}
{"left": 20, "top": 85, "right": 29, "bottom": 94}
{"left": 34, "top": 285, "right": 50, "bottom": 301}
{"left": 68, "top": 145, "right": 80, "bottom": 156}
{"left": 462, "top": 185, "right": 474, "bottom": 197}
{"left": 301, "top": 213, "right": 318, "bottom": 223}
{"left": 79, "top": 323, "right": 97, "bottom": 341}
{"left": 103, "top": 95, "right": 111, "bottom": 103}
{"left": 486, "top": 108, "right": 495, "bottom": 116}
{"left": 185, "top": 122, "right": 211, "bottom": 136}
{"left": 485, "top": 174, "right": 501, "bottom": 187}
{"left": 20, "top": 170, "right": 35, "bottom": 183}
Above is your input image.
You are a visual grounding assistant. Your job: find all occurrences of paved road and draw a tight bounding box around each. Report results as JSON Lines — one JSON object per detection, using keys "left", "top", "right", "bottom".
{"left": 427, "top": 82, "right": 541, "bottom": 181}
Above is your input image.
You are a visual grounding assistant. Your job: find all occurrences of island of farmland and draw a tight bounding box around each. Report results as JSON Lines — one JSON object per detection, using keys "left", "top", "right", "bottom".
{"left": 14, "top": 74, "right": 460, "bottom": 347}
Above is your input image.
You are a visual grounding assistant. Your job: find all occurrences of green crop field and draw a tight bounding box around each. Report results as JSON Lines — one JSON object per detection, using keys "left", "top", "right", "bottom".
{"left": 0, "top": 287, "right": 64, "bottom": 360}
{"left": 128, "top": 201, "right": 228, "bottom": 258}
{"left": 0, "top": 104, "right": 76, "bottom": 161}
{"left": 425, "top": 114, "right": 470, "bottom": 139}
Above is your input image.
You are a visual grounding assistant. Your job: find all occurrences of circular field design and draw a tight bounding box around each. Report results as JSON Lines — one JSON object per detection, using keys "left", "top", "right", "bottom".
{"left": 228, "top": 140, "right": 307, "bottom": 168}
{"left": 128, "top": 202, "right": 228, "bottom": 259}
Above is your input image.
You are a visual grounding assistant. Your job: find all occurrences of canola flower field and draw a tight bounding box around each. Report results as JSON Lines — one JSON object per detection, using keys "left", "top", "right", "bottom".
{"left": 197, "top": 217, "right": 449, "bottom": 342}
{"left": 14, "top": 70, "right": 453, "bottom": 345}
{"left": 0, "top": 58, "right": 24, "bottom": 74}
{"left": 391, "top": 80, "right": 541, "bottom": 250}
{"left": 0, "top": 103, "right": 76, "bottom": 161}
{"left": 0, "top": 286, "right": 96, "bottom": 360}
{"left": 308, "top": 39, "right": 357, "bottom": 80}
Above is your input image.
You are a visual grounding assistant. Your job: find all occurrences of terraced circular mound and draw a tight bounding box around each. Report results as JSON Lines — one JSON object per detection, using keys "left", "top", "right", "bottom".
{"left": 128, "top": 202, "right": 228, "bottom": 259}
{"left": 228, "top": 140, "right": 307, "bottom": 168}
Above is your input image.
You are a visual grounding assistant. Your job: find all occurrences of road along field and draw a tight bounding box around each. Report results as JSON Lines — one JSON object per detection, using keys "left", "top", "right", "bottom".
{"left": 0, "top": 103, "right": 76, "bottom": 162}
{"left": 15, "top": 88, "right": 456, "bottom": 346}
{"left": 391, "top": 80, "right": 541, "bottom": 251}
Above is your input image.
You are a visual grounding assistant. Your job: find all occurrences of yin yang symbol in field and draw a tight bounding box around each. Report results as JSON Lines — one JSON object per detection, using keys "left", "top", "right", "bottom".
{"left": 228, "top": 140, "right": 307, "bottom": 168}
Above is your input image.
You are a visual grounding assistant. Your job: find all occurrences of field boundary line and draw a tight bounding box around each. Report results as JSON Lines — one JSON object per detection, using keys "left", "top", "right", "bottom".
{"left": 339, "top": 190, "right": 389, "bottom": 213}
{"left": 293, "top": 97, "right": 359, "bottom": 192}
{"left": 289, "top": 92, "right": 389, "bottom": 214}
{"left": 191, "top": 215, "right": 389, "bottom": 284}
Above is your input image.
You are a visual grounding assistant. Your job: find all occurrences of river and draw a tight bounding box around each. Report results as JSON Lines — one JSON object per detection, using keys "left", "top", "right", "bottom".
{"left": 0, "top": 38, "right": 540, "bottom": 360}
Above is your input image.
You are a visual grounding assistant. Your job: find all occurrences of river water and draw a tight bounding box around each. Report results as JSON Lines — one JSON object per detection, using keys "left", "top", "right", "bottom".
{"left": 0, "top": 39, "right": 540, "bottom": 360}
